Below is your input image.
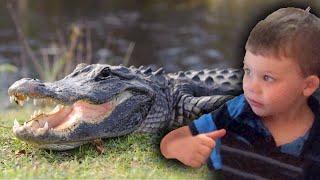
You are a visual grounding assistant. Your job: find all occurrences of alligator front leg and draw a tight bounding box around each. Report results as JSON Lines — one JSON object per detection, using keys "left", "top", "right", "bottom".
{"left": 170, "top": 95, "right": 234, "bottom": 129}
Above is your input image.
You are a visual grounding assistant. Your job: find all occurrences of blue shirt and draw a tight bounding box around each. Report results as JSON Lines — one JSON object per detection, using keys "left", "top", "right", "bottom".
{"left": 188, "top": 94, "right": 311, "bottom": 170}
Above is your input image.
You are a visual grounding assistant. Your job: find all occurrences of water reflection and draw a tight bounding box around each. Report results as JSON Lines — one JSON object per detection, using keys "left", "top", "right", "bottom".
{"left": 1, "top": 0, "right": 318, "bottom": 73}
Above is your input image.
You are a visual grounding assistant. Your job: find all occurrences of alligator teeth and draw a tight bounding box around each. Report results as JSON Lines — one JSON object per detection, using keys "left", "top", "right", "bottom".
{"left": 13, "top": 119, "right": 20, "bottom": 128}
{"left": 34, "top": 121, "right": 49, "bottom": 136}
{"left": 9, "top": 96, "right": 14, "bottom": 103}
{"left": 44, "top": 122, "right": 48, "bottom": 129}
{"left": 32, "top": 98, "right": 56, "bottom": 106}
{"left": 47, "top": 99, "right": 57, "bottom": 106}
{"left": 33, "top": 99, "right": 38, "bottom": 106}
{"left": 18, "top": 100, "right": 24, "bottom": 106}
{"left": 9, "top": 93, "right": 60, "bottom": 107}
{"left": 12, "top": 118, "right": 25, "bottom": 133}
{"left": 49, "top": 104, "right": 64, "bottom": 114}
{"left": 32, "top": 111, "right": 37, "bottom": 117}
{"left": 29, "top": 110, "right": 43, "bottom": 120}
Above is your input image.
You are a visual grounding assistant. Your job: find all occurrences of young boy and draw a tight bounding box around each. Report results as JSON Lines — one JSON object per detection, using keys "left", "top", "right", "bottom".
{"left": 160, "top": 7, "right": 320, "bottom": 178}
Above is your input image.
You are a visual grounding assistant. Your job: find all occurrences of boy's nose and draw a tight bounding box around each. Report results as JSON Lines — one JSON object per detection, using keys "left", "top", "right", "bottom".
{"left": 245, "top": 79, "right": 261, "bottom": 94}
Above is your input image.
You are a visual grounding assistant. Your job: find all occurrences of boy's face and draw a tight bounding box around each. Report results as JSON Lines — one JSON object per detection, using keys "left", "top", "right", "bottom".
{"left": 243, "top": 51, "right": 307, "bottom": 117}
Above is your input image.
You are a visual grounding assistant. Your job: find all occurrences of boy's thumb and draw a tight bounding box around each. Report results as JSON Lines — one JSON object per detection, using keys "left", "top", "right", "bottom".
{"left": 205, "top": 129, "right": 226, "bottom": 140}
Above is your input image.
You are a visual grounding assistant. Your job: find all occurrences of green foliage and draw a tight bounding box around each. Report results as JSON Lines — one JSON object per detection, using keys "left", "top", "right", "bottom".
{"left": 0, "top": 109, "right": 209, "bottom": 179}
{"left": 34, "top": 25, "right": 86, "bottom": 82}
{"left": 13, "top": 23, "right": 133, "bottom": 82}
{"left": 0, "top": 64, "right": 17, "bottom": 73}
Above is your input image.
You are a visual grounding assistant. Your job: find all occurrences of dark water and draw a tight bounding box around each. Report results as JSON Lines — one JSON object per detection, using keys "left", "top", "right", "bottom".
{"left": 0, "top": 0, "right": 318, "bottom": 104}
{"left": 1, "top": 0, "right": 318, "bottom": 71}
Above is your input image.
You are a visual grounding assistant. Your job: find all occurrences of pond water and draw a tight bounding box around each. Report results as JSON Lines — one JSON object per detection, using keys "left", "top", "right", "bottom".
{"left": 0, "top": 0, "right": 318, "bottom": 105}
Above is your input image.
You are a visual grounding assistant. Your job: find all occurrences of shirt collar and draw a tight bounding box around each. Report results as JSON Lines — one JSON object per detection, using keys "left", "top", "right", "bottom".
{"left": 301, "top": 95, "right": 320, "bottom": 155}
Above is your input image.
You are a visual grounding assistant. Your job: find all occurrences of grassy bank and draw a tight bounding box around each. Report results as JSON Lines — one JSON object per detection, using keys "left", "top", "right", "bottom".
{"left": 0, "top": 108, "right": 209, "bottom": 179}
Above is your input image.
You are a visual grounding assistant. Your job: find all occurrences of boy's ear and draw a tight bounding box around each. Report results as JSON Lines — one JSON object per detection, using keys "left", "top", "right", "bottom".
{"left": 303, "top": 75, "right": 320, "bottom": 97}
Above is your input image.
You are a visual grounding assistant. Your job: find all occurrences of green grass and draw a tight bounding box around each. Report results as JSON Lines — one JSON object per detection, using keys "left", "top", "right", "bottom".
{"left": 0, "top": 108, "right": 210, "bottom": 179}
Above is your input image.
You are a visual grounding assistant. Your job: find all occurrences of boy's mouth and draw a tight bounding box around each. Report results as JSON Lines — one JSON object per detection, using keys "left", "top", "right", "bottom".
{"left": 246, "top": 97, "right": 264, "bottom": 107}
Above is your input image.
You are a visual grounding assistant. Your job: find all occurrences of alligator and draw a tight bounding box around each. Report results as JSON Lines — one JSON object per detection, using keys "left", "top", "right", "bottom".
{"left": 8, "top": 63, "right": 243, "bottom": 150}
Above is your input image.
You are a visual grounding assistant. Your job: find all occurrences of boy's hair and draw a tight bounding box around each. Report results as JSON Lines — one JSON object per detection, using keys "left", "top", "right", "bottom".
{"left": 245, "top": 7, "right": 320, "bottom": 76}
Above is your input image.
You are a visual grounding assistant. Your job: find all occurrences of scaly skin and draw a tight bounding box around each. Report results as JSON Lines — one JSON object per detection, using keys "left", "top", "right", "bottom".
{"left": 8, "top": 63, "right": 243, "bottom": 150}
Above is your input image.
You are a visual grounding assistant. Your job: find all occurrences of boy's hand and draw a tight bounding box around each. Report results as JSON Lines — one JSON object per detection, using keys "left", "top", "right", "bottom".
{"left": 160, "top": 126, "right": 226, "bottom": 168}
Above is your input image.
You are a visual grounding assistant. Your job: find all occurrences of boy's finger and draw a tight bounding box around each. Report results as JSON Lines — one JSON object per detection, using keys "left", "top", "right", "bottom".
{"left": 199, "top": 135, "right": 215, "bottom": 148}
{"left": 205, "top": 129, "right": 226, "bottom": 140}
{"left": 198, "top": 145, "right": 213, "bottom": 157}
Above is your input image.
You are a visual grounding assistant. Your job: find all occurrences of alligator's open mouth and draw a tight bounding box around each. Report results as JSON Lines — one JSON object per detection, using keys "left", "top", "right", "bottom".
{"left": 9, "top": 91, "right": 133, "bottom": 138}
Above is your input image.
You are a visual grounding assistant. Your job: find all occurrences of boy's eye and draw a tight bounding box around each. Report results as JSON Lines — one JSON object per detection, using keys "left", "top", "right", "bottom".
{"left": 243, "top": 68, "right": 250, "bottom": 75}
{"left": 263, "top": 75, "right": 274, "bottom": 82}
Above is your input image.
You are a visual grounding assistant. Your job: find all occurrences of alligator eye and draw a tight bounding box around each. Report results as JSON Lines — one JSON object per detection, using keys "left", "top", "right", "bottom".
{"left": 100, "top": 67, "right": 111, "bottom": 77}
{"left": 95, "top": 67, "right": 111, "bottom": 81}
